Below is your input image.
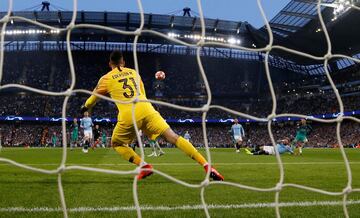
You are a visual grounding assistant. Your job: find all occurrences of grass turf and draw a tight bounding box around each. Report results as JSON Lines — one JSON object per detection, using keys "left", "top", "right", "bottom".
{"left": 0, "top": 147, "right": 359, "bottom": 218}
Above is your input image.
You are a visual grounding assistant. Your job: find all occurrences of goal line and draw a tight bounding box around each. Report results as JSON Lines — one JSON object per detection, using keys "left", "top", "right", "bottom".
{"left": 2, "top": 199, "right": 360, "bottom": 213}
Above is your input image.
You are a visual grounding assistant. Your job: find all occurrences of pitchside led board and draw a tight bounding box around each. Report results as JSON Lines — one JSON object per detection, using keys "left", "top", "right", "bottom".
{"left": 1, "top": 110, "right": 359, "bottom": 123}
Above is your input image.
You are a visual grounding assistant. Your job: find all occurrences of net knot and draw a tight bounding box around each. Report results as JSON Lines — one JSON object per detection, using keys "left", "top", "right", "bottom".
{"left": 57, "top": 165, "right": 66, "bottom": 173}
{"left": 265, "top": 45, "right": 272, "bottom": 52}
{"left": 201, "top": 105, "right": 209, "bottom": 112}
{"left": 336, "top": 115, "right": 344, "bottom": 123}
{"left": 64, "top": 89, "right": 73, "bottom": 96}
{"left": 134, "top": 29, "right": 142, "bottom": 36}
{"left": 201, "top": 179, "right": 210, "bottom": 187}
{"left": 0, "top": 15, "right": 10, "bottom": 24}
{"left": 66, "top": 23, "right": 76, "bottom": 30}
{"left": 267, "top": 113, "right": 276, "bottom": 121}
{"left": 275, "top": 183, "right": 283, "bottom": 192}
{"left": 324, "top": 53, "right": 332, "bottom": 60}
{"left": 135, "top": 166, "right": 142, "bottom": 174}
{"left": 132, "top": 97, "right": 139, "bottom": 103}
{"left": 196, "top": 40, "right": 205, "bottom": 47}
{"left": 343, "top": 186, "right": 352, "bottom": 194}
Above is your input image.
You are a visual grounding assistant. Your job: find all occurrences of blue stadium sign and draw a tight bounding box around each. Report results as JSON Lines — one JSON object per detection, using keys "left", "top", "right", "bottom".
{"left": 0, "top": 110, "right": 359, "bottom": 123}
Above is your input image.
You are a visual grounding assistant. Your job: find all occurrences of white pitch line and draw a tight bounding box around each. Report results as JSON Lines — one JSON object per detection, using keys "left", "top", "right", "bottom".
{"left": 1, "top": 200, "right": 360, "bottom": 213}
{"left": 1, "top": 162, "right": 360, "bottom": 166}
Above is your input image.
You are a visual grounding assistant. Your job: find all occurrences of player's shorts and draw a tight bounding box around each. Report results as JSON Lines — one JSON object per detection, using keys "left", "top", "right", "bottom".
{"left": 263, "top": 146, "right": 275, "bottom": 155}
{"left": 94, "top": 134, "right": 100, "bottom": 141}
{"left": 233, "top": 135, "right": 243, "bottom": 142}
{"left": 84, "top": 130, "right": 93, "bottom": 139}
{"left": 71, "top": 133, "right": 78, "bottom": 141}
{"left": 111, "top": 111, "right": 170, "bottom": 146}
{"left": 294, "top": 136, "right": 308, "bottom": 143}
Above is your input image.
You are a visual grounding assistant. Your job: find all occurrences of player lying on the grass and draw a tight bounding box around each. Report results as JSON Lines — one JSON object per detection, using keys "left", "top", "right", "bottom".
{"left": 148, "top": 138, "right": 165, "bottom": 157}
{"left": 80, "top": 51, "right": 224, "bottom": 181}
{"left": 80, "top": 111, "right": 94, "bottom": 153}
{"left": 291, "top": 119, "right": 312, "bottom": 155}
{"left": 245, "top": 138, "right": 293, "bottom": 155}
{"left": 230, "top": 119, "right": 245, "bottom": 153}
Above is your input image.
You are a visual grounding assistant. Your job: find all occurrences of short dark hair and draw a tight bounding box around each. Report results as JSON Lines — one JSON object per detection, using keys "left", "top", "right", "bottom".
{"left": 110, "top": 50, "right": 123, "bottom": 65}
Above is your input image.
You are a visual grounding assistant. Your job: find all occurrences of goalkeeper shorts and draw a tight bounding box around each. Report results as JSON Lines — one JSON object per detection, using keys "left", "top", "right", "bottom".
{"left": 111, "top": 112, "right": 170, "bottom": 146}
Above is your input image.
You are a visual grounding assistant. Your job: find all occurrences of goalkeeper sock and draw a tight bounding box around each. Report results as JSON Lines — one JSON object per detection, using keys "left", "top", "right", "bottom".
{"left": 114, "top": 145, "right": 142, "bottom": 166}
{"left": 175, "top": 136, "right": 207, "bottom": 166}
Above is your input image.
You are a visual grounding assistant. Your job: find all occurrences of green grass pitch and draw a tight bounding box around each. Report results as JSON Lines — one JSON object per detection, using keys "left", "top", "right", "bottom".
{"left": 0, "top": 147, "right": 360, "bottom": 218}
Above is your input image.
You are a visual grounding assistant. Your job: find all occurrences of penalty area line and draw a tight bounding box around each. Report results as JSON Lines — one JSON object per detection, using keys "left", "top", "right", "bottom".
{"left": 1, "top": 200, "right": 360, "bottom": 212}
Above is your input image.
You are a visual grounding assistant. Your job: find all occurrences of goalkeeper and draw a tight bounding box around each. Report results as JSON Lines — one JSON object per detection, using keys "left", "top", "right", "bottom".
{"left": 81, "top": 51, "right": 223, "bottom": 181}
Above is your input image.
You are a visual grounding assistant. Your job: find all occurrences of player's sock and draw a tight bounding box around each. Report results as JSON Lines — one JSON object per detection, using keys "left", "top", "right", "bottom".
{"left": 294, "top": 147, "right": 300, "bottom": 155}
{"left": 92, "top": 141, "right": 96, "bottom": 149}
{"left": 253, "top": 150, "right": 267, "bottom": 155}
{"left": 149, "top": 141, "right": 156, "bottom": 155}
{"left": 114, "top": 145, "right": 142, "bottom": 166}
{"left": 175, "top": 136, "right": 207, "bottom": 165}
{"left": 84, "top": 140, "right": 89, "bottom": 150}
{"left": 244, "top": 148, "right": 253, "bottom": 155}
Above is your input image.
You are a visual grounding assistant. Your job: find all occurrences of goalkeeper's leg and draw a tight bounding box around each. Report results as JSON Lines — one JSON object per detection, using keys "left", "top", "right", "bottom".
{"left": 144, "top": 113, "right": 224, "bottom": 180}
{"left": 112, "top": 142, "right": 152, "bottom": 180}
{"left": 111, "top": 123, "right": 153, "bottom": 180}
{"left": 162, "top": 128, "right": 224, "bottom": 181}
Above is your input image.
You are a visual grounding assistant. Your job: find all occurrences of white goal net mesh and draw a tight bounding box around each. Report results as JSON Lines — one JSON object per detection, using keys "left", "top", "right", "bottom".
{"left": 1, "top": 0, "right": 360, "bottom": 217}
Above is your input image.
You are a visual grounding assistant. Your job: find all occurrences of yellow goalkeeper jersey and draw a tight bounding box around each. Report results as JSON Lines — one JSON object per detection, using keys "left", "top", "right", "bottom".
{"left": 85, "top": 66, "right": 157, "bottom": 123}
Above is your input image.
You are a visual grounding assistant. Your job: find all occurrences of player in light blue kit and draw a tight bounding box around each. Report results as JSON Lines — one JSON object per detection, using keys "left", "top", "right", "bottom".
{"left": 80, "top": 111, "right": 94, "bottom": 153}
{"left": 184, "top": 131, "right": 191, "bottom": 142}
{"left": 245, "top": 138, "right": 293, "bottom": 155}
{"left": 231, "top": 119, "right": 245, "bottom": 153}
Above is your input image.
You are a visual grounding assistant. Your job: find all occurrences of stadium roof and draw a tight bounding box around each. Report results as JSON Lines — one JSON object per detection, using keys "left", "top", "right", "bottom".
{"left": 264, "top": 0, "right": 360, "bottom": 60}
{"left": 1, "top": 1, "right": 360, "bottom": 74}
{"left": 1, "top": 10, "right": 256, "bottom": 37}
{"left": 265, "top": 0, "right": 335, "bottom": 38}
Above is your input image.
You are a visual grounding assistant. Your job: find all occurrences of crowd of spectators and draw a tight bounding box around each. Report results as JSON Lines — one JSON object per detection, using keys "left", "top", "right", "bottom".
{"left": 0, "top": 93, "right": 359, "bottom": 119}
{"left": 0, "top": 51, "right": 359, "bottom": 149}
{"left": 1, "top": 121, "right": 359, "bottom": 149}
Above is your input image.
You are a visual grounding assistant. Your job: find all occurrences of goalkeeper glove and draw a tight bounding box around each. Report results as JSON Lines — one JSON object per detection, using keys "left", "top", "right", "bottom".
{"left": 80, "top": 105, "right": 88, "bottom": 114}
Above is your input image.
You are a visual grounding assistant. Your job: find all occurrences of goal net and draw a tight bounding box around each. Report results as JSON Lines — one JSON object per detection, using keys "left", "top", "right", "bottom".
{"left": 0, "top": 0, "right": 360, "bottom": 218}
